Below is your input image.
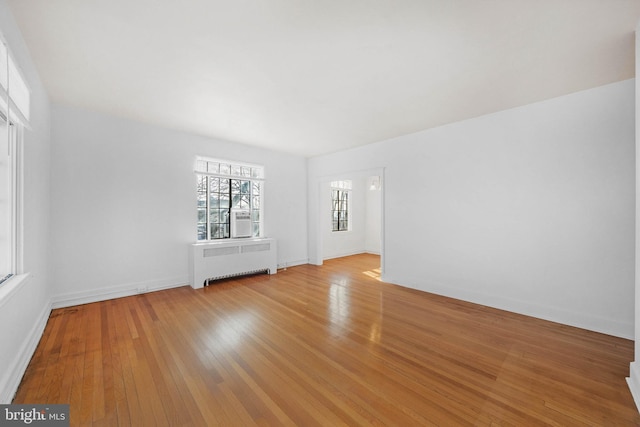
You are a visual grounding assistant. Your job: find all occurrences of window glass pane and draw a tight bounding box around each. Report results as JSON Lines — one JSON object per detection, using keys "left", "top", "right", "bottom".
{"left": 207, "top": 162, "right": 219, "bottom": 174}
{"left": 219, "top": 194, "right": 229, "bottom": 208}
{"left": 331, "top": 180, "right": 352, "bottom": 190}
{"left": 252, "top": 222, "right": 260, "bottom": 237}
{"left": 231, "top": 165, "right": 241, "bottom": 177}
{"left": 220, "top": 163, "right": 230, "bottom": 175}
{"left": 220, "top": 179, "right": 230, "bottom": 193}
{"left": 240, "top": 180, "right": 250, "bottom": 194}
{"left": 197, "top": 193, "right": 206, "bottom": 207}
{"left": 197, "top": 224, "right": 207, "bottom": 240}
{"left": 197, "top": 175, "right": 207, "bottom": 193}
{"left": 331, "top": 187, "right": 349, "bottom": 232}
{"left": 0, "top": 120, "right": 13, "bottom": 274}
{"left": 209, "top": 177, "right": 219, "bottom": 192}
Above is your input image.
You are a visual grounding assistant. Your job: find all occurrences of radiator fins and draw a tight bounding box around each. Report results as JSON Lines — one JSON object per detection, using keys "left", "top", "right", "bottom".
{"left": 204, "top": 268, "right": 270, "bottom": 286}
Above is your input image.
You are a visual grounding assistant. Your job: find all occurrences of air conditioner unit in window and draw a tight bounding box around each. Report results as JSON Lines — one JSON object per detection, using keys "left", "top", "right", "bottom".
{"left": 231, "top": 209, "right": 252, "bottom": 238}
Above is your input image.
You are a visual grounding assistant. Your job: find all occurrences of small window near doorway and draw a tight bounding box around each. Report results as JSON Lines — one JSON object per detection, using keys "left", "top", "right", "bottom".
{"left": 331, "top": 180, "right": 351, "bottom": 232}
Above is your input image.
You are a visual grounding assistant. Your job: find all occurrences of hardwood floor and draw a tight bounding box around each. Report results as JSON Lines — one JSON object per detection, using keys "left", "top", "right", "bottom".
{"left": 14, "top": 254, "right": 639, "bottom": 426}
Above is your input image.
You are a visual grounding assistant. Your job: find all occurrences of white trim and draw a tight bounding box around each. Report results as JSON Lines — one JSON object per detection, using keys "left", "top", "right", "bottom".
{"left": 196, "top": 155, "right": 263, "bottom": 170}
{"left": 323, "top": 250, "right": 368, "bottom": 261}
{"left": 382, "top": 275, "right": 634, "bottom": 339}
{"left": 0, "top": 273, "right": 30, "bottom": 309}
{"left": 12, "top": 123, "right": 23, "bottom": 275}
{"left": 194, "top": 170, "right": 266, "bottom": 182}
{"left": 276, "top": 258, "right": 309, "bottom": 270}
{"left": 0, "top": 298, "right": 50, "bottom": 403}
{"left": 0, "top": 36, "right": 30, "bottom": 124}
{"left": 627, "top": 362, "right": 640, "bottom": 412}
{"left": 51, "top": 276, "right": 187, "bottom": 309}
{"left": 195, "top": 156, "right": 265, "bottom": 179}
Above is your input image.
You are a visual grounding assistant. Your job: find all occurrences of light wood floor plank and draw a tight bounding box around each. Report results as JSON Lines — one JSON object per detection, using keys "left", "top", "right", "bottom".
{"left": 13, "top": 254, "right": 640, "bottom": 426}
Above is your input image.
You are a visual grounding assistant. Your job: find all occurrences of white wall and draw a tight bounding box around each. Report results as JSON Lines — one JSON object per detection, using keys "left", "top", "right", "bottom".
{"left": 626, "top": 25, "right": 640, "bottom": 411}
{"left": 0, "top": 0, "right": 52, "bottom": 403}
{"left": 365, "top": 176, "right": 382, "bottom": 255}
{"left": 50, "top": 104, "right": 308, "bottom": 306}
{"left": 309, "top": 79, "right": 635, "bottom": 339}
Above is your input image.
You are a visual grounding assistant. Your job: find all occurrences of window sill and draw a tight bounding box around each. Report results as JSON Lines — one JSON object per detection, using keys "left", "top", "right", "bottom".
{"left": 0, "top": 273, "right": 32, "bottom": 309}
{"left": 195, "top": 237, "right": 269, "bottom": 244}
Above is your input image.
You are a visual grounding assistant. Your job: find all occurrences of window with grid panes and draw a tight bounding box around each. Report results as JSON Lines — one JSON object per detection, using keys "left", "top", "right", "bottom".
{"left": 331, "top": 180, "right": 351, "bottom": 232}
{"left": 0, "top": 38, "right": 28, "bottom": 287}
{"left": 196, "top": 158, "right": 263, "bottom": 240}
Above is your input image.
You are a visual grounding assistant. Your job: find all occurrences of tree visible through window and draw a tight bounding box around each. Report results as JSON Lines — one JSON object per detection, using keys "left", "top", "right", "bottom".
{"left": 331, "top": 180, "right": 351, "bottom": 232}
{"left": 196, "top": 158, "right": 263, "bottom": 240}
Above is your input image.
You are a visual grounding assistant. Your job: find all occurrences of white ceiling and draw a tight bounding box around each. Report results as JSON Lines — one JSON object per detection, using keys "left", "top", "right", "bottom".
{"left": 6, "top": 1, "right": 640, "bottom": 157}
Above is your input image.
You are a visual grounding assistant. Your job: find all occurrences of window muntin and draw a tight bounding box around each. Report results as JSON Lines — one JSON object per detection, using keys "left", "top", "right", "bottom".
{"left": 196, "top": 158, "right": 263, "bottom": 240}
{"left": 331, "top": 180, "right": 351, "bottom": 232}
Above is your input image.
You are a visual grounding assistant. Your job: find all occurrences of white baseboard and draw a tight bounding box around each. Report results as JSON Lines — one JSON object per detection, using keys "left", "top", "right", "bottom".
{"left": 0, "top": 276, "right": 188, "bottom": 402}
{"left": 323, "top": 250, "right": 367, "bottom": 261}
{"left": 51, "top": 276, "right": 188, "bottom": 309}
{"left": 277, "top": 259, "right": 309, "bottom": 269}
{"left": 0, "top": 300, "right": 51, "bottom": 403}
{"left": 383, "top": 274, "right": 633, "bottom": 339}
{"left": 627, "top": 362, "right": 640, "bottom": 413}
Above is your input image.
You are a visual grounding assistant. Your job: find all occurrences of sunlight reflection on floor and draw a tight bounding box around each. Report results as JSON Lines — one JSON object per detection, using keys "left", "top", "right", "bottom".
{"left": 362, "top": 268, "right": 382, "bottom": 281}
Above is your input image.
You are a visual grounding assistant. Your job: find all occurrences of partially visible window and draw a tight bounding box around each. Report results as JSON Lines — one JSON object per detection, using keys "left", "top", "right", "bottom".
{"left": 0, "top": 40, "right": 30, "bottom": 123}
{"left": 0, "top": 114, "right": 21, "bottom": 283}
{"left": 195, "top": 158, "right": 264, "bottom": 240}
{"left": 0, "top": 36, "right": 26, "bottom": 286}
{"left": 331, "top": 180, "right": 351, "bottom": 232}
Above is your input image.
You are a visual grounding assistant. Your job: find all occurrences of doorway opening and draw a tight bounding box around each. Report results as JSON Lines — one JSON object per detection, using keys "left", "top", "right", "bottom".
{"left": 317, "top": 168, "right": 384, "bottom": 278}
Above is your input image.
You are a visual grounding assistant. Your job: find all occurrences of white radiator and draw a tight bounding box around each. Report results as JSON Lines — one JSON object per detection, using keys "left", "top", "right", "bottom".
{"left": 189, "top": 238, "right": 277, "bottom": 289}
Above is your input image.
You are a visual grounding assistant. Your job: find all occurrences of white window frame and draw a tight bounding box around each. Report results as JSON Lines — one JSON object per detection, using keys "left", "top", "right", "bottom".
{"left": 331, "top": 180, "right": 352, "bottom": 232}
{"left": 0, "top": 31, "right": 28, "bottom": 302}
{"left": 195, "top": 157, "right": 264, "bottom": 241}
{"left": 0, "top": 113, "right": 23, "bottom": 286}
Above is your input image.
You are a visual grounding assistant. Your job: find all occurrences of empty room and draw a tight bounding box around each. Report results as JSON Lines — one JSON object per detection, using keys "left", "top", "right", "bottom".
{"left": 1, "top": 0, "right": 640, "bottom": 425}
